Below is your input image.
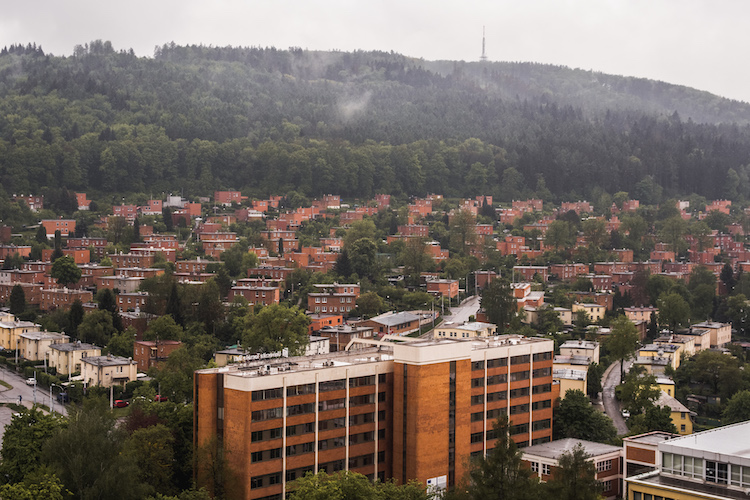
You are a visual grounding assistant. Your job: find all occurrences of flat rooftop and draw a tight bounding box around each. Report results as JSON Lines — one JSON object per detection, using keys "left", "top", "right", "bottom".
{"left": 560, "top": 340, "right": 598, "bottom": 350}
{"left": 522, "top": 438, "right": 621, "bottom": 459}
{"left": 199, "top": 335, "right": 552, "bottom": 378}
{"left": 660, "top": 420, "right": 750, "bottom": 459}
{"left": 623, "top": 431, "right": 679, "bottom": 446}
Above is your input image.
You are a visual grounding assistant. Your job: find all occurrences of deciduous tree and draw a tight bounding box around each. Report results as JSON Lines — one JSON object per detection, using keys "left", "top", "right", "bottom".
{"left": 604, "top": 315, "right": 639, "bottom": 384}
{"left": 241, "top": 304, "right": 310, "bottom": 355}
{"left": 553, "top": 390, "right": 618, "bottom": 444}
{"left": 50, "top": 255, "right": 82, "bottom": 287}
{"left": 480, "top": 279, "right": 517, "bottom": 330}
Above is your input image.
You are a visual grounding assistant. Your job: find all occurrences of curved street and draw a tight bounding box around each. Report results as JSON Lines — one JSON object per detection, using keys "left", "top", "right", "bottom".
{"left": 601, "top": 359, "right": 632, "bottom": 435}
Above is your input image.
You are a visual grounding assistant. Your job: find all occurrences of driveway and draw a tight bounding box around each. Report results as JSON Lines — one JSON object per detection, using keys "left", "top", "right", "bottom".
{"left": 601, "top": 359, "right": 631, "bottom": 435}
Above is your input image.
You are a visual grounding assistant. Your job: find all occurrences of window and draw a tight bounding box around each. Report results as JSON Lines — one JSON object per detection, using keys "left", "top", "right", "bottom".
{"left": 532, "top": 352, "right": 552, "bottom": 362}
{"left": 287, "top": 383, "right": 315, "bottom": 397}
{"left": 531, "top": 462, "right": 539, "bottom": 473}
{"left": 252, "top": 388, "right": 283, "bottom": 401}
{"left": 532, "top": 383, "right": 552, "bottom": 394}
{"left": 532, "top": 367, "right": 551, "bottom": 378}
{"left": 596, "top": 459, "right": 612, "bottom": 472}
{"left": 599, "top": 480, "right": 612, "bottom": 492}
{"left": 320, "top": 379, "right": 346, "bottom": 392}
{"left": 319, "top": 398, "right": 345, "bottom": 411}
{"left": 487, "top": 374, "right": 507, "bottom": 385}
{"left": 487, "top": 357, "right": 507, "bottom": 368}
{"left": 252, "top": 407, "right": 283, "bottom": 422}
{"left": 471, "top": 361, "right": 485, "bottom": 371}
{"left": 471, "top": 432, "right": 484, "bottom": 443}
{"left": 471, "top": 377, "right": 484, "bottom": 388}
{"left": 349, "top": 394, "right": 374, "bottom": 406}
{"left": 531, "top": 399, "right": 552, "bottom": 411}
{"left": 541, "top": 464, "right": 550, "bottom": 475}
{"left": 487, "top": 391, "right": 507, "bottom": 402}
{"left": 509, "top": 371, "right": 529, "bottom": 382}
{"left": 681, "top": 424, "right": 686, "bottom": 432}
{"left": 510, "top": 387, "right": 529, "bottom": 399}
{"left": 511, "top": 354, "right": 530, "bottom": 365}
{"left": 532, "top": 419, "right": 550, "bottom": 431}
{"left": 349, "top": 375, "right": 375, "bottom": 387}
{"left": 286, "top": 403, "right": 315, "bottom": 416}
{"left": 706, "top": 461, "right": 729, "bottom": 484}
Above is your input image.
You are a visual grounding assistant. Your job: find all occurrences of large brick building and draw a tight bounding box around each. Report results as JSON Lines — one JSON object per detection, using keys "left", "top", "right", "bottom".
{"left": 194, "top": 335, "right": 554, "bottom": 499}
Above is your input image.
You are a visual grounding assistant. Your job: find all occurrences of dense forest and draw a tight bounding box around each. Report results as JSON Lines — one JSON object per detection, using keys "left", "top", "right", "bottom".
{"left": 1, "top": 41, "right": 750, "bottom": 201}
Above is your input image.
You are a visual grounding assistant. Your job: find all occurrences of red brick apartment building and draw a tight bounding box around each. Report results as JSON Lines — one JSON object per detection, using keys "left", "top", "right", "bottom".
{"left": 133, "top": 340, "right": 182, "bottom": 372}
{"left": 39, "top": 288, "right": 93, "bottom": 311}
{"left": 228, "top": 286, "right": 280, "bottom": 307}
{"left": 307, "top": 283, "right": 360, "bottom": 314}
{"left": 194, "top": 335, "right": 554, "bottom": 500}
{"left": 41, "top": 219, "right": 76, "bottom": 238}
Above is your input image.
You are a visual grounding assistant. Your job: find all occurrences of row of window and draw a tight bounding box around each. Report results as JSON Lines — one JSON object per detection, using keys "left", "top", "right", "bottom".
{"left": 663, "top": 452, "right": 750, "bottom": 486}
{"left": 314, "top": 306, "right": 353, "bottom": 313}
{"left": 471, "top": 353, "right": 552, "bottom": 372}
{"left": 530, "top": 462, "right": 551, "bottom": 475}
{"left": 314, "top": 296, "right": 354, "bottom": 303}
{"left": 255, "top": 375, "right": 385, "bottom": 401}
{"left": 251, "top": 411, "right": 385, "bottom": 441}
{"left": 470, "top": 402, "right": 552, "bottom": 422}
{"left": 631, "top": 493, "right": 674, "bottom": 500}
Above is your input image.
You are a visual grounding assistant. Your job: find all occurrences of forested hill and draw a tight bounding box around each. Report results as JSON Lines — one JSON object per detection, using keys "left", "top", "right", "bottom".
{"left": 1, "top": 41, "right": 750, "bottom": 203}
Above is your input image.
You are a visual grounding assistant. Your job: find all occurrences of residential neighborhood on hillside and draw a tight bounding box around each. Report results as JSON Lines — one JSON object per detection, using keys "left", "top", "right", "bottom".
{"left": 3, "top": 188, "right": 750, "bottom": 500}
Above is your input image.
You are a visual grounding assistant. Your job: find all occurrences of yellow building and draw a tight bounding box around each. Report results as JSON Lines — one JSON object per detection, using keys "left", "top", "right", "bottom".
{"left": 553, "top": 368, "right": 587, "bottom": 397}
{"left": 434, "top": 321, "right": 497, "bottom": 339}
{"left": 572, "top": 302, "right": 606, "bottom": 323}
{"left": 654, "top": 334, "right": 696, "bottom": 357}
{"left": 635, "top": 343, "right": 681, "bottom": 375}
{"left": 554, "top": 307, "right": 572, "bottom": 326}
{"left": 627, "top": 421, "right": 750, "bottom": 499}
{"left": 0, "top": 314, "right": 41, "bottom": 350}
{"left": 655, "top": 390, "right": 693, "bottom": 435}
{"left": 18, "top": 331, "right": 68, "bottom": 362}
{"left": 691, "top": 321, "right": 731, "bottom": 349}
{"left": 656, "top": 377, "right": 676, "bottom": 398}
{"left": 559, "top": 340, "right": 600, "bottom": 364}
{"left": 81, "top": 354, "right": 137, "bottom": 388}
{"left": 48, "top": 341, "right": 102, "bottom": 375}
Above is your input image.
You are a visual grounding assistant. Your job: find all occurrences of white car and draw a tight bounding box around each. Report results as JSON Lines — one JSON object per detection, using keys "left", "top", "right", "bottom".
{"left": 621, "top": 409, "right": 630, "bottom": 418}
{"left": 25, "top": 378, "right": 36, "bottom": 386}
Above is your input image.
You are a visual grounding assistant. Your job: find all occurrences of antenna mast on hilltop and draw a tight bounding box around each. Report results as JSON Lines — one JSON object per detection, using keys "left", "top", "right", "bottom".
{"left": 480, "top": 26, "right": 487, "bottom": 62}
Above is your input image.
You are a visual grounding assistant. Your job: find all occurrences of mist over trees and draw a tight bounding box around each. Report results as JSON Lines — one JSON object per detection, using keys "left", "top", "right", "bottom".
{"left": 1, "top": 42, "right": 750, "bottom": 201}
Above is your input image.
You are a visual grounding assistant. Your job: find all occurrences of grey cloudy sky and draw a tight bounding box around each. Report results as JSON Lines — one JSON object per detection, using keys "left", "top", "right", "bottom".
{"left": 2, "top": 0, "right": 748, "bottom": 102}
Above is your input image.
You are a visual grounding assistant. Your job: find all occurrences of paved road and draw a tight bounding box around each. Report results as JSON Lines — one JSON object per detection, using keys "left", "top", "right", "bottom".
{"left": 601, "top": 359, "right": 632, "bottom": 435}
{"left": 0, "top": 365, "right": 68, "bottom": 417}
{"left": 442, "top": 294, "right": 481, "bottom": 325}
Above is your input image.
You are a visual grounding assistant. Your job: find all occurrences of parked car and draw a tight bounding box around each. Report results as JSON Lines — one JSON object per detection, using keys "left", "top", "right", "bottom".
{"left": 25, "top": 378, "right": 36, "bottom": 386}
{"left": 113, "top": 400, "right": 129, "bottom": 408}
{"left": 154, "top": 395, "right": 168, "bottom": 402}
{"left": 57, "top": 392, "right": 69, "bottom": 403}
{"left": 621, "top": 409, "right": 631, "bottom": 418}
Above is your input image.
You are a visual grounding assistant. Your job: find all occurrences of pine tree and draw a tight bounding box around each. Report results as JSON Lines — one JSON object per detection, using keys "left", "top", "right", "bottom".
{"left": 456, "top": 415, "right": 539, "bottom": 500}
{"left": 166, "top": 281, "right": 184, "bottom": 326}
{"left": 133, "top": 217, "right": 141, "bottom": 243}
{"left": 9, "top": 285, "right": 25, "bottom": 315}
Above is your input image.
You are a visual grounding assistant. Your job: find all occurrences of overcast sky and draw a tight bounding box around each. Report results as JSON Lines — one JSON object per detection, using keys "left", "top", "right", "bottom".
{"left": 2, "top": 0, "right": 748, "bottom": 102}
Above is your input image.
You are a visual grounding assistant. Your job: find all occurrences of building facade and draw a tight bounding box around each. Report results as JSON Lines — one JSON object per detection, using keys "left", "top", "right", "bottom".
{"left": 194, "top": 335, "right": 555, "bottom": 500}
